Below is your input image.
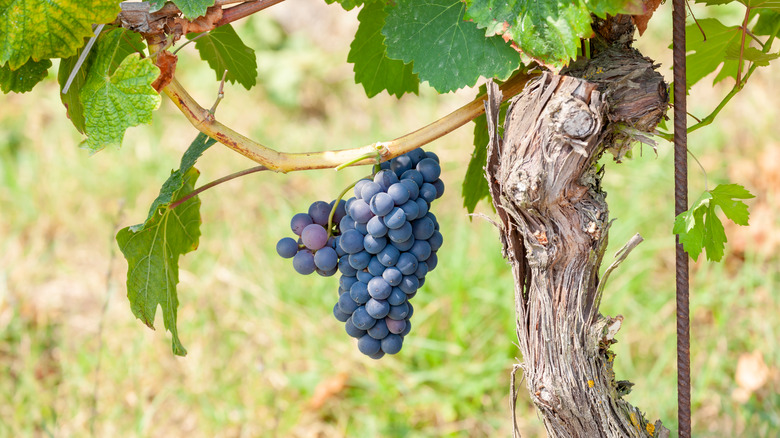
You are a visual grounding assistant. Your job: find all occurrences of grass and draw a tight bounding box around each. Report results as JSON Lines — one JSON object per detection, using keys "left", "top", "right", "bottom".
{"left": 1, "top": 2, "right": 778, "bottom": 437}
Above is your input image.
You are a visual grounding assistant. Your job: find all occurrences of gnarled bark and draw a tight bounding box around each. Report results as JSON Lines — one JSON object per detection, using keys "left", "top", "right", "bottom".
{"left": 484, "top": 33, "right": 670, "bottom": 437}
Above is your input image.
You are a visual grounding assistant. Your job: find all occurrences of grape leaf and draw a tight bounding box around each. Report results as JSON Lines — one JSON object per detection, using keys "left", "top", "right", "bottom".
{"left": 672, "top": 184, "right": 754, "bottom": 262}
{"left": 348, "top": 1, "right": 419, "bottom": 98}
{"left": 149, "top": 0, "right": 215, "bottom": 20}
{"left": 682, "top": 19, "right": 742, "bottom": 89}
{"left": 464, "top": 0, "right": 641, "bottom": 68}
{"left": 0, "top": 0, "right": 120, "bottom": 70}
{"left": 117, "top": 133, "right": 217, "bottom": 357}
{"left": 0, "top": 59, "right": 51, "bottom": 94}
{"left": 754, "top": 10, "right": 780, "bottom": 35}
{"left": 463, "top": 85, "right": 506, "bottom": 214}
{"left": 80, "top": 28, "right": 160, "bottom": 153}
{"left": 383, "top": 0, "right": 521, "bottom": 93}
{"left": 188, "top": 24, "right": 258, "bottom": 90}
{"left": 725, "top": 45, "right": 780, "bottom": 65}
{"left": 58, "top": 28, "right": 146, "bottom": 135}
{"left": 323, "top": 0, "right": 368, "bottom": 10}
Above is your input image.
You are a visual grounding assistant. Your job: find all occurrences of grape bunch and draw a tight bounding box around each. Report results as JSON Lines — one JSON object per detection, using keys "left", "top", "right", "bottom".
{"left": 275, "top": 199, "right": 347, "bottom": 277}
{"left": 276, "top": 148, "right": 444, "bottom": 359}
{"left": 331, "top": 149, "right": 444, "bottom": 359}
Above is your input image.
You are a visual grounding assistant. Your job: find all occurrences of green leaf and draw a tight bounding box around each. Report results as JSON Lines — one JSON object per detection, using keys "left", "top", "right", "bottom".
{"left": 464, "top": 0, "right": 640, "bottom": 67}
{"left": 725, "top": 45, "right": 780, "bottom": 66}
{"left": 0, "top": 0, "right": 120, "bottom": 70}
{"left": 149, "top": 0, "right": 215, "bottom": 20}
{"left": 682, "top": 19, "right": 741, "bottom": 89}
{"left": 673, "top": 184, "right": 754, "bottom": 262}
{"left": 116, "top": 133, "right": 217, "bottom": 356}
{"left": 463, "top": 84, "right": 506, "bottom": 213}
{"left": 0, "top": 58, "right": 51, "bottom": 94}
{"left": 80, "top": 28, "right": 161, "bottom": 153}
{"left": 754, "top": 10, "right": 780, "bottom": 36}
{"left": 58, "top": 28, "right": 146, "bottom": 135}
{"left": 323, "top": 0, "right": 368, "bottom": 10}
{"left": 188, "top": 24, "right": 258, "bottom": 90}
{"left": 383, "top": 0, "right": 521, "bottom": 93}
{"left": 348, "top": 1, "right": 419, "bottom": 98}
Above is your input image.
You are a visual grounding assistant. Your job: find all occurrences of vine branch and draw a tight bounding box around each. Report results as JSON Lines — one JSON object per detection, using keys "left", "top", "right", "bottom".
{"left": 160, "top": 68, "right": 536, "bottom": 172}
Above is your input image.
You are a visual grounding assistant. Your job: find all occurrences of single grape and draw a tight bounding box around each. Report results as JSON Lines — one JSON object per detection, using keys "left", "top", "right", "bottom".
{"left": 354, "top": 179, "right": 370, "bottom": 199}
{"left": 331, "top": 199, "right": 348, "bottom": 223}
{"left": 406, "top": 301, "right": 414, "bottom": 319}
{"left": 387, "top": 302, "right": 409, "bottom": 320}
{"left": 385, "top": 317, "right": 406, "bottom": 335}
{"left": 349, "top": 199, "right": 373, "bottom": 223}
{"left": 367, "top": 276, "right": 392, "bottom": 299}
{"left": 398, "top": 200, "right": 419, "bottom": 222}
{"left": 416, "top": 158, "right": 441, "bottom": 183}
{"left": 428, "top": 230, "right": 443, "bottom": 251}
{"left": 301, "top": 224, "right": 328, "bottom": 250}
{"left": 400, "top": 320, "right": 412, "bottom": 336}
{"left": 339, "top": 229, "right": 365, "bottom": 254}
{"left": 426, "top": 212, "right": 439, "bottom": 230}
{"left": 390, "top": 155, "right": 413, "bottom": 176}
{"left": 377, "top": 245, "right": 400, "bottom": 267}
{"left": 374, "top": 169, "right": 399, "bottom": 190}
{"left": 339, "top": 215, "right": 356, "bottom": 232}
{"left": 432, "top": 179, "right": 445, "bottom": 199}
{"left": 414, "top": 261, "right": 429, "bottom": 279}
{"left": 338, "top": 257, "right": 358, "bottom": 276}
{"left": 352, "top": 306, "right": 377, "bottom": 330}
{"left": 348, "top": 250, "right": 371, "bottom": 270}
{"left": 400, "top": 179, "right": 420, "bottom": 201}
{"left": 338, "top": 292, "right": 359, "bottom": 314}
{"left": 334, "top": 237, "right": 346, "bottom": 257}
{"left": 358, "top": 334, "right": 382, "bottom": 355}
{"left": 384, "top": 207, "right": 406, "bottom": 229}
{"left": 345, "top": 317, "right": 367, "bottom": 338}
{"left": 276, "top": 237, "right": 298, "bottom": 259}
{"left": 387, "top": 286, "right": 407, "bottom": 306}
{"left": 366, "top": 298, "right": 390, "bottom": 319}
{"left": 292, "top": 250, "right": 316, "bottom": 275}
{"left": 316, "top": 266, "right": 338, "bottom": 277}
{"left": 427, "top": 252, "right": 438, "bottom": 271}
{"left": 390, "top": 234, "right": 415, "bottom": 251}
{"left": 369, "top": 192, "right": 394, "bottom": 216}
{"left": 366, "top": 216, "right": 388, "bottom": 238}
{"left": 357, "top": 269, "right": 374, "bottom": 283}
{"left": 360, "top": 181, "right": 383, "bottom": 201}
{"left": 350, "top": 280, "right": 370, "bottom": 304}
{"left": 340, "top": 275, "right": 358, "bottom": 291}
{"left": 367, "top": 318, "right": 389, "bottom": 340}
{"left": 396, "top": 253, "right": 419, "bottom": 276}
{"left": 368, "top": 350, "right": 386, "bottom": 360}
{"left": 399, "top": 275, "right": 419, "bottom": 295}
{"left": 314, "top": 246, "right": 338, "bottom": 271}
{"left": 406, "top": 148, "right": 427, "bottom": 165}
{"left": 411, "top": 217, "right": 435, "bottom": 241}
{"left": 382, "top": 267, "right": 403, "bottom": 286}
{"left": 308, "top": 201, "right": 332, "bottom": 226}
{"left": 415, "top": 198, "right": 429, "bottom": 217}
{"left": 333, "top": 303, "right": 351, "bottom": 322}
{"left": 387, "top": 183, "right": 410, "bottom": 206}
{"left": 410, "top": 240, "right": 432, "bottom": 262}
{"left": 425, "top": 151, "right": 439, "bottom": 163}
{"left": 363, "top": 234, "right": 387, "bottom": 254}
{"left": 400, "top": 169, "right": 423, "bottom": 187}
{"left": 355, "top": 221, "right": 368, "bottom": 234}
{"left": 418, "top": 277, "right": 425, "bottom": 287}
{"left": 381, "top": 334, "right": 403, "bottom": 354}
{"left": 290, "top": 213, "right": 313, "bottom": 235}
{"left": 419, "top": 183, "right": 437, "bottom": 204}
{"left": 367, "top": 256, "right": 386, "bottom": 276}
{"left": 388, "top": 221, "right": 413, "bottom": 243}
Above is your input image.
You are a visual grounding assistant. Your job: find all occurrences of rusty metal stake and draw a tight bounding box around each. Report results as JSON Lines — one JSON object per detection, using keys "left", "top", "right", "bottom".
{"left": 672, "top": 0, "right": 692, "bottom": 435}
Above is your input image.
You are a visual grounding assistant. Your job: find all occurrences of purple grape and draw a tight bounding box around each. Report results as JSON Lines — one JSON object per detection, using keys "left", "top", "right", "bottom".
{"left": 400, "top": 320, "right": 412, "bottom": 336}
{"left": 384, "top": 207, "right": 406, "bottom": 229}
{"left": 308, "top": 201, "right": 332, "bottom": 226}
{"left": 348, "top": 250, "right": 371, "bottom": 270}
{"left": 338, "top": 257, "right": 358, "bottom": 276}
{"left": 350, "top": 281, "right": 370, "bottom": 304}
{"left": 400, "top": 169, "right": 423, "bottom": 186}
{"left": 366, "top": 298, "right": 390, "bottom": 319}
{"left": 290, "top": 213, "right": 313, "bottom": 235}
{"left": 391, "top": 234, "right": 415, "bottom": 251}
{"left": 367, "top": 216, "right": 388, "bottom": 237}
{"left": 357, "top": 269, "right": 374, "bottom": 283}
{"left": 316, "top": 266, "right": 338, "bottom": 277}
{"left": 432, "top": 179, "right": 445, "bottom": 199}
{"left": 339, "top": 229, "right": 364, "bottom": 254}
{"left": 276, "top": 237, "right": 298, "bottom": 258}
{"left": 374, "top": 169, "right": 399, "bottom": 190}
{"left": 377, "top": 245, "right": 400, "bottom": 267}
{"left": 367, "top": 256, "right": 386, "bottom": 276}
{"left": 339, "top": 215, "right": 356, "bottom": 232}
{"left": 367, "top": 276, "right": 392, "bottom": 299}
{"left": 414, "top": 261, "right": 428, "bottom": 279}
{"left": 349, "top": 199, "right": 373, "bottom": 223}
{"left": 352, "top": 307, "right": 376, "bottom": 330}
{"left": 340, "top": 275, "right": 358, "bottom": 290}
{"left": 359, "top": 181, "right": 383, "bottom": 201}
{"left": 419, "top": 183, "right": 437, "bottom": 203}
{"left": 354, "top": 179, "right": 370, "bottom": 199}
{"left": 368, "top": 318, "right": 389, "bottom": 340}
{"left": 381, "top": 334, "right": 403, "bottom": 354}
{"left": 411, "top": 217, "right": 435, "bottom": 241}
{"left": 387, "top": 302, "right": 409, "bottom": 320}
{"left": 292, "top": 250, "right": 316, "bottom": 275}
{"left": 355, "top": 221, "right": 368, "bottom": 234}
{"left": 345, "top": 316, "right": 366, "bottom": 338}
{"left": 301, "top": 224, "right": 328, "bottom": 250}
{"left": 369, "top": 192, "right": 394, "bottom": 216}
{"left": 388, "top": 221, "right": 413, "bottom": 243}
{"left": 406, "top": 149, "right": 426, "bottom": 165}
{"left": 387, "top": 286, "right": 407, "bottom": 306}
{"left": 338, "top": 292, "right": 359, "bottom": 314}
{"left": 410, "top": 240, "right": 431, "bottom": 262}
{"left": 331, "top": 199, "right": 347, "bottom": 223}
{"left": 415, "top": 198, "right": 428, "bottom": 217}
{"left": 368, "top": 350, "right": 386, "bottom": 359}
{"left": 358, "top": 334, "right": 381, "bottom": 355}
{"left": 426, "top": 212, "right": 439, "bottom": 230}
{"left": 396, "top": 253, "right": 418, "bottom": 276}
{"left": 387, "top": 183, "right": 410, "bottom": 205}
{"left": 399, "top": 275, "right": 419, "bottom": 295}
{"left": 425, "top": 151, "right": 439, "bottom": 163}
{"left": 333, "top": 303, "right": 351, "bottom": 322}
{"left": 386, "top": 318, "right": 406, "bottom": 335}
{"left": 314, "top": 246, "right": 338, "bottom": 271}
{"left": 382, "top": 267, "right": 403, "bottom": 286}
{"left": 391, "top": 155, "right": 413, "bottom": 176}
{"left": 398, "top": 200, "right": 420, "bottom": 222}
{"left": 427, "top": 252, "right": 438, "bottom": 271}
{"left": 363, "top": 234, "right": 387, "bottom": 254}
{"left": 428, "top": 230, "right": 443, "bottom": 251}
{"left": 416, "top": 158, "right": 441, "bottom": 183}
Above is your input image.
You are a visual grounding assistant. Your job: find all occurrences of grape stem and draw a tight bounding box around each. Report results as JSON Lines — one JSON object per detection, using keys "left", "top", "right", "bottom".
{"left": 168, "top": 165, "right": 269, "bottom": 210}
{"left": 326, "top": 175, "right": 373, "bottom": 238}
{"left": 157, "top": 66, "right": 536, "bottom": 172}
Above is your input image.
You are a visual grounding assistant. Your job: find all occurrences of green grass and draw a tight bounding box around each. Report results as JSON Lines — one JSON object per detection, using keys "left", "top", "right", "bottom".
{"left": 1, "top": 5, "right": 779, "bottom": 438}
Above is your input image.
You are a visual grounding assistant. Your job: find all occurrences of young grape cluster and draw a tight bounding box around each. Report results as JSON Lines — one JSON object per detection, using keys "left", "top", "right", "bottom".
{"left": 277, "top": 148, "right": 444, "bottom": 359}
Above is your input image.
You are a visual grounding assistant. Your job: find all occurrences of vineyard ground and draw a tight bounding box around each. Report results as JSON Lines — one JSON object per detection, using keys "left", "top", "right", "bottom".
{"left": 0, "top": 2, "right": 778, "bottom": 436}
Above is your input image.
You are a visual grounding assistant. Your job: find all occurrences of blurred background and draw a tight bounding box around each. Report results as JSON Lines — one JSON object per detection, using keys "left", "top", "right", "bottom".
{"left": 0, "top": 1, "right": 777, "bottom": 436}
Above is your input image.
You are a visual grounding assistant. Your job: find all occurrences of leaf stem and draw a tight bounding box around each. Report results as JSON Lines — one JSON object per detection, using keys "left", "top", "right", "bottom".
{"left": 736, "top": 7, "right": 752, "bottom": 87}
{"left": 687, "top": 148, "right": 708, "bottom": 191}
{"left": 208, "top": 70, "right": 229, "bottom": 116}
{"left": 159, "top": 68, "right": 536, "bottom": 172}
{"left": 172, "top": 31, "right": 209, "bottom": 55}
{"left": 326, "top": 175, "right": 372, "bottom": 237}
{"left": 168, "top": 165, "right": 269, "bottom": 210}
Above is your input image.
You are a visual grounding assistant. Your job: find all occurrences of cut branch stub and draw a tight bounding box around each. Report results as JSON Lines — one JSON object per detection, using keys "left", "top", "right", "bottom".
{"left": 486, "top": 57, "right": 669, "bottom": 436}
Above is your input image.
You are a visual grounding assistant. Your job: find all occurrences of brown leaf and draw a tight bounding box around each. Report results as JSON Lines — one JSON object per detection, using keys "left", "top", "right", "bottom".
{"left": 152, "top": 51, "right": 178, "bottom": 92}
{"left": 633, "top": 0, "right": 664, "bottom": 36}
{"left": 174, "top": 6, "right": 224, "bottom": 34}
{"left": 307, "top": 372, "right": 349, "bottom": 410}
